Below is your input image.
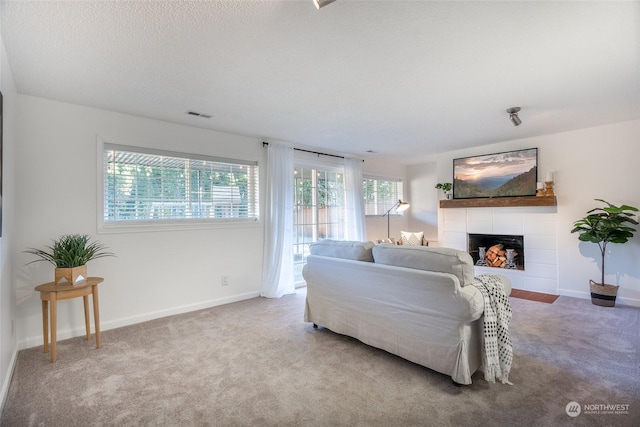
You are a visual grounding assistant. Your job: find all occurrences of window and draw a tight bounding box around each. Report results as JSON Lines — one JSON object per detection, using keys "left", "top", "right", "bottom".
{"left": 102, "top": 143, "right": 259, "bottom": 227}
{"left": 363, "top": 177, "right": 404, "bottom": 216}
{"left": 293, "top": 166, "right": 345, "bottom": 282}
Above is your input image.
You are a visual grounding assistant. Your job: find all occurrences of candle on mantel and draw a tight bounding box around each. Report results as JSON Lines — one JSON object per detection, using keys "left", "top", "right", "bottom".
{"left": 546, "top": 172, "right": 554, "bottom": 182}
{"left": 536, "top": 182, "right": 543, "bottom": 189}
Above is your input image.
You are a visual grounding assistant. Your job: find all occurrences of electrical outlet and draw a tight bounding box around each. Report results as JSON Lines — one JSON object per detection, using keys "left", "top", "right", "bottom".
{"left": 221, "top": 275, "right": 229, "bottom": 286}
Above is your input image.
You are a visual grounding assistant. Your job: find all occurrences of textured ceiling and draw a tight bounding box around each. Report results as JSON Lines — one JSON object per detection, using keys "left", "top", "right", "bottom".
{"left": 1, "top": 0, "right": 639, "bottom": 164}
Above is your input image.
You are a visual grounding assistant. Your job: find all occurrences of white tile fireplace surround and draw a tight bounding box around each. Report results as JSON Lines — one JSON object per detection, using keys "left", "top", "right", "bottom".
{"left": 438, "top": 206, "right": 558, "bottom": 294}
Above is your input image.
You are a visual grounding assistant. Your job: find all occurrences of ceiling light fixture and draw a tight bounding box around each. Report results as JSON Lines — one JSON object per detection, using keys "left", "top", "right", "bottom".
{"left": 507, "top": 107, "right": 522, "bottom": 126}
{"left": 313, "top": 0, "right": 336, "bottom": 9}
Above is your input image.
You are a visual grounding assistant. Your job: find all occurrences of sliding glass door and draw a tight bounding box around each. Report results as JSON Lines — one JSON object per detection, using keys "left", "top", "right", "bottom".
{"left": 293, "top": 165, "right": 345, "bottom": 283}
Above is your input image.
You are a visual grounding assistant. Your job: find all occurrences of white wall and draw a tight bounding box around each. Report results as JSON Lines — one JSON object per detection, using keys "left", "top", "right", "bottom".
{"left": 0, "top": 27, "right": 18, "bottom": 409}
{"left": 406, "top": 162, "right": 438, "bottom": 242}
{"left": 423, "top": 119, "right": 640, "bottom": 306}
{"left": 555, "top": 121, "right": 640, "bottom": 305}
{"left": 13, "top": 95, "right": 410, "bottom": 351}
{"left": 15, "top": 95, "right": 268, "bottom": 349}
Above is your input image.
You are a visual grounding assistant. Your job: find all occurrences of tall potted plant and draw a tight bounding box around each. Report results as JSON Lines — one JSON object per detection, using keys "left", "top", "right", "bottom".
{"left": 571, "top": 199, "right": 638, "bottom": 307}
{"left": 25, "top": 234, "right": 114, "bottom": 285}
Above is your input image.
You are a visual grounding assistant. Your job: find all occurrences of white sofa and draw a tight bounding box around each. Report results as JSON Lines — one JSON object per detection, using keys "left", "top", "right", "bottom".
{"left": 302, "top": 240, "right": 511, "bottom": 385}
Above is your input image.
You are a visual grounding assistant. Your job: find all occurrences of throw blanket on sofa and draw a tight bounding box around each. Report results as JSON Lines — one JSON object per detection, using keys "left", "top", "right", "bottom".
{"left": 472, "top": 274, "right": 513, "bottom": 385}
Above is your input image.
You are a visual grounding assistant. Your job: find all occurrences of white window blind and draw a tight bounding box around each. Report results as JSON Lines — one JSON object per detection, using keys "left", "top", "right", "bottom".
{"left": 363, "top": 177, "right": 404, "bottom": 216}
{"left": 103, "top": 144, "right": 259, "bottom": 224}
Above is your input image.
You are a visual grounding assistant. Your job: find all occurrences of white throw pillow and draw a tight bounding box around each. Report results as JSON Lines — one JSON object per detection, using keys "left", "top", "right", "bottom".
{"left": 401, "top": 231, "right": 424, "bottom": 246}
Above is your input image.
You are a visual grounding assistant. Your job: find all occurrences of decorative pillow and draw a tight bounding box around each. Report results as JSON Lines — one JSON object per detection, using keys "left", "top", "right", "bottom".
{"left": 401, "top": 231, "right": 424, "bottom": 246}
{"left": 372, "top": 245, "right": 475, "bottom": 286}
{"left": 309, "top": 240, "right": 375, "bottom": 262}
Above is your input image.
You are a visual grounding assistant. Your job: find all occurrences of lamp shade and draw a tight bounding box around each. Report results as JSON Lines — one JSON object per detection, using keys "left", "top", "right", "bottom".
{"left": 396, "top": 201, "right": 410, "bottom": 213}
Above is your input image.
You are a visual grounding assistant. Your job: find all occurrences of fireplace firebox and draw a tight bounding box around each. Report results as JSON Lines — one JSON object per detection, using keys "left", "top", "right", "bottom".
{"left": 468, "top": 233, "right": 524, "bottom": 270}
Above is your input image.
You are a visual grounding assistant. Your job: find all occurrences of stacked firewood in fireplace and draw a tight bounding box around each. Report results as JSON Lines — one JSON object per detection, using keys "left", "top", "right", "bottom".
{"left": 485, "top": 244, "right": 508, "bottom": 268}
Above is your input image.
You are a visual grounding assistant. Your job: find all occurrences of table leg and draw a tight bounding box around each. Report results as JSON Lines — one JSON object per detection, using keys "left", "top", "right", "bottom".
{"left": 92, "top": 285, "right": 101, "bottom": 349}
{"left": 50, "top": 292, "right": 57, "bottom": 363}
{"left": 83, "top": 295, "right": 90, "bottom": 340}
{"left": 42, "top": 300, "right": 49, "bottom": 354}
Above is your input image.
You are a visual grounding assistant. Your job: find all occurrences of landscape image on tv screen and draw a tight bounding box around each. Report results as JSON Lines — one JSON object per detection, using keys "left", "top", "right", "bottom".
{"left": 453, "top": 148, "right": 537, "bottom": 199}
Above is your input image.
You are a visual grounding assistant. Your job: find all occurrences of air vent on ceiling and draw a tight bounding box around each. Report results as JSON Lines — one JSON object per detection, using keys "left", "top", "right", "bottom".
{"left": 186, "top": 110, "right": 213, "bottom": 119}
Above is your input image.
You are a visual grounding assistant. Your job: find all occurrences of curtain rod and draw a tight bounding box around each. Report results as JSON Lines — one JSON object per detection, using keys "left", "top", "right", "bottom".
{"left": 262, "top": 142, "right": 363, "bottom": 161}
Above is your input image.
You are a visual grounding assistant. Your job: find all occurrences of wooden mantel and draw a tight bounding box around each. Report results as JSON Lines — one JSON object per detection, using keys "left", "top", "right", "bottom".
{"left": 439, "top": 196, "right": 557, "bottom": 209}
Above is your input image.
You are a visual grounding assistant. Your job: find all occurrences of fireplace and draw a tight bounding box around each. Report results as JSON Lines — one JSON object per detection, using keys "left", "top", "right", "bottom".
{"left": 468, "top": 233, "right": 525, "bottom": 270}
{"left": 440, "top": 207, "right": 557, "bottom": 294}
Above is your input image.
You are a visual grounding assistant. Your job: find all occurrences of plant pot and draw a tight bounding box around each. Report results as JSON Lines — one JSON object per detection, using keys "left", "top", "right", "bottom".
{"left": 55, "top": 265, "right": 87, "bottom": 285}
{"left": 589, "top": 280, "right": 619, "bottom": 307}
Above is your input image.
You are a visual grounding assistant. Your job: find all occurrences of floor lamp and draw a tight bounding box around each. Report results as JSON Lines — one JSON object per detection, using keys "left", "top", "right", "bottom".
{"left": 382, "top": 199, "right": 410, "bottom": 239}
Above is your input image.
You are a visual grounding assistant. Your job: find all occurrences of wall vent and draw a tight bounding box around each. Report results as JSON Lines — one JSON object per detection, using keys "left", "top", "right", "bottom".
{"left": 185, "top": 110, "right": 213, "bottom": 119}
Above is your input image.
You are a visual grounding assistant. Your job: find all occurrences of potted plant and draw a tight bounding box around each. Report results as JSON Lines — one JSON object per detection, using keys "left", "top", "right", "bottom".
{"left": 435, "top": 182, "right": 453, "bottom": 199}
{"left": 571, "top": 199, "right": 638, "bottom": 307}
{"left": 25, "top": 234, "right": 114, "bottom": 285}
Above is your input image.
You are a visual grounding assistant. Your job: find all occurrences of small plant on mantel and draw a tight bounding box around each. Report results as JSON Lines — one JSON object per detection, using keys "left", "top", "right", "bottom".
{"left": 571, "top": 199, "right": 638, "bottom": 307}
{"left": 25, "top": 234, "right": 115, "bottom": 285}
{"left": 435, "top": 182, "right": 453, "bottom": 199}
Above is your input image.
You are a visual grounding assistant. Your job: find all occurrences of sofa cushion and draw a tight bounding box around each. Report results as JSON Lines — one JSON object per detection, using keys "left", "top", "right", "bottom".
{"left": 309, "top": 240, "right": 375, "bottom": 262}
{"left": 372, "top": 244, "right": 475, "bottom": 286}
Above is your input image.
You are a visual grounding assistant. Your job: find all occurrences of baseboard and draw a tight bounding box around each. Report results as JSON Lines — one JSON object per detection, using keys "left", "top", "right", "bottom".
{"left": 0, "top": 344, "right": 19, "bottom": 413}
{"left": 101, "top": 291, "right": 262, "bottom": 331}
{"left": 558, "top": 288, "right": 640, "bottom": 308}
{"left": 558, "top": 289, "right": 590, "bottom": 300}
{"left": 19, "top": 291, "right": 261, "bottom": 350}
{"left": 616, "top": 295, "right": 640, "bottom": 307}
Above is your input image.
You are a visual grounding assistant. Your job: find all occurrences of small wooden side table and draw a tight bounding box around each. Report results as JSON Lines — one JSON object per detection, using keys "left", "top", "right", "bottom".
{"left": 35, "top": 277, "right": 104, "bottom": 363}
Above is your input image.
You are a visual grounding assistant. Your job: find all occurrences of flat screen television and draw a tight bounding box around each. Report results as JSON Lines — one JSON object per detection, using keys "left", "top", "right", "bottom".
{"left": 453, "top": 148, "right": 538, "bottom": 199}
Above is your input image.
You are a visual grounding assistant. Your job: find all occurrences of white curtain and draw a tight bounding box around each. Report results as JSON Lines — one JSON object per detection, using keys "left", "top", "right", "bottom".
{"left": 344, "top": 157, "right": 366, "bottom": 241}
{"left": 261, "top": 143, "right": 296, "bottom": 298}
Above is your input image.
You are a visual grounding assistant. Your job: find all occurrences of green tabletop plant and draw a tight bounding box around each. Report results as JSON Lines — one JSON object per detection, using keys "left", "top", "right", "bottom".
{"left": 25, "top": 234, "right": 114, "bottom": 284}
{"left": 435, "top": 182, "right": 453, "bottom": 199}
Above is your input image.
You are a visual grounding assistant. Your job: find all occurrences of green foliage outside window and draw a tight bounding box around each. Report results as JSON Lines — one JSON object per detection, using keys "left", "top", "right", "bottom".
{"left": 104, "top": 145, "right": 257, "bottom": 222}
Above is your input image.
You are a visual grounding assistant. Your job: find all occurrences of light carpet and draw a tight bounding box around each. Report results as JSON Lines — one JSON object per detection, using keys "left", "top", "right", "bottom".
{"left": 2, "top": 288, "right": 638, "bottom": 426}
